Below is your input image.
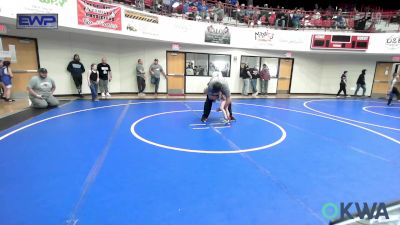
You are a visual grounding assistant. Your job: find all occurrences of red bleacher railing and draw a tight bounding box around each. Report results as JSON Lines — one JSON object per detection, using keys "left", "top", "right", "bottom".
{"left": 103, "top": 0, "right": 400, "bottom": 32}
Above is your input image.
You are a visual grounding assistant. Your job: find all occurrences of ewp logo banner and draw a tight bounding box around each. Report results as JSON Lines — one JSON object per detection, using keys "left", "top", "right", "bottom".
{"left": 16, "top": 14, "right": 58, "bottom": 29}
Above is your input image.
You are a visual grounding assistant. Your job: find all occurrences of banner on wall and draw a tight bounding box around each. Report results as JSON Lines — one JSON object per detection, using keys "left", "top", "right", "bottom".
{"left": 204, "top": 25, "right": 230, "bottom": 45}
{"left": 255, "top": 30, "right": 274, "bottom": 42}
{"left": 77, "top": 0, "right": 121, "bottom": 31}
{"left": 124, "top": 9, "right": 159, "bottom": 37}
{"left": 17, "top": 14, "right": 58, "bottom": 29}
{"left": 385, "top": 34, "right": 400, "bottom": 50}
{"left": 124, "top": 9, "right": 158, "bottom": 24}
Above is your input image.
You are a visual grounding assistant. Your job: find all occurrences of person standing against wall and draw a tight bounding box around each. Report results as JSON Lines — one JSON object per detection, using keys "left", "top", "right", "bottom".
{"left": 149, "top": 59, "right": 166, "bottom": 96}
{"left": 249, "top": 66, "right": 259, "bottom": 96}
{"left": 1, "top": 61, "right": 14, "bottom": 102}
{"left": 336, "top": 71, "right": 349, "bottom": 97}
{"left": 259, "top": 64, "right": 270, "bottom": 95}
{"left": 240, "top": 63, "right": 251, "bottom": 96}
{"left": 87, "top": 63, "right": 99, "bottom": 101}
{"left": 67, "top": 54, "right": 85, "bottom": 97}
{"left": 0, "top": 59, "right": 4, "bottom": 99}
{"left": 97, "top": 57, "right": 112, "bottom": 98}
{"left": 354, "top": 69, "right": 367, "bottom": 97}
{"left": 387, "top": 72, "right": 399, "bottom": 106}
{"left": 136, "top": 59, "right": 146, "bottom": 97}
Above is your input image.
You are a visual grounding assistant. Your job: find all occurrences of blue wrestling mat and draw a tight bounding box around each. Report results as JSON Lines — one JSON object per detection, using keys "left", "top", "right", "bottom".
{"left": 0, "top": 99, "right": 399, "bottom": 225}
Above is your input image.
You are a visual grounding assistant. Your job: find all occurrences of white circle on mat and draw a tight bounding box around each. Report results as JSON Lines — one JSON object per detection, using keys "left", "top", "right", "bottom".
{"left": 362, "top": 106, "right": 400, "bottom": 119}
{"left": 130, "top": 110, "right": 287, "bottom": 154}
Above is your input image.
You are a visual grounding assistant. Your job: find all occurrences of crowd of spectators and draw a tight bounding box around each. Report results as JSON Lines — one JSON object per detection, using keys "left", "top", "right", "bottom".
{"left": 108, "top": 0, "right": 400, "bottom": 31}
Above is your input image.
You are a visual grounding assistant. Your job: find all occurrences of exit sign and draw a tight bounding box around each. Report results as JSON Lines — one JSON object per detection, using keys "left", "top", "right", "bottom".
{"left": 172, "top": 43, "right": 180, "bottom": 51}
{"left": 0, "top": 24, "right": 7, "bottom": 34}
{"left": 392, "top": 56, "right": 400, "bottom": 61}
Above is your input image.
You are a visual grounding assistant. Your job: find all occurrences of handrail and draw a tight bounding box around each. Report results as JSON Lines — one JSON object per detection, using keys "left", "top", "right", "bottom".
{"left": 103, "top": 0, "right": 400, "bottom": 32}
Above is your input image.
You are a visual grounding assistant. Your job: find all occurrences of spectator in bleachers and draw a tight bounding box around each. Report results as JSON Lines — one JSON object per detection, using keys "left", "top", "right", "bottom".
{"left": 304, "top": 9, "right": 320, "bottom": 27}
{"left": 197, "top": 0, "right": 209, "bottom": 20}
{"left": 355, "top": 13, "right": 369, "bottom": 31}
{"left": 237, "top": 4, "right": 246, "bottom": 22}
{"left": 313, "top": 10, "right": 321, "bottom": 19}
{"left": 245, "top": 5, "right": 254, "bottom": 17}
{"left": 322, "top": 8, "right": 333, "bottom": 20}
{"left": 212, "top": 1, "right": 225, "bottom": 22}
{"left": 253, "top": 6, "right": 261, "bottom": 25}
{"left": 334, "top": 9, "right": 346, "bottom": 29}
{"left": 107, "top": 0, "right": 399, "bottom": 33}
{"left": 152, "top": 0, "right": 159, "bottom": 11}
{"left": 189, "top": 5, "right": 198, "bottom": 20}
{"left": 275, "top": 8, "right": 287, "bottom": 29}
{"left": 136, "top": 0, "right": 145, "bottom": 10}
{"left": 259, "top": 5, "right": 271, "bottom": 20}
{"left": 291, "top": 9, "right": 303, "bottom": 29}
{"left": 245, "top": 5, "right": 254, "bottom": 26}
{"left": 231, "top": 2, "right": 240, "bottom": 20}
{"left": 183, "top": 0, "right": 190, "bottom": 15}
{"left": 162, "top": 0, "right": 172, "bottom": 13}
{"left": 390, "top": 10, "right": 400, "bottom": 23}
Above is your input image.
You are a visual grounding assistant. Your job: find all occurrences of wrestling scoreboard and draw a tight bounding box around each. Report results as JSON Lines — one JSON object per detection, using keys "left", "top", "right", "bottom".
{"left": 311, "top": 34, "right": 370, "bottom": 51}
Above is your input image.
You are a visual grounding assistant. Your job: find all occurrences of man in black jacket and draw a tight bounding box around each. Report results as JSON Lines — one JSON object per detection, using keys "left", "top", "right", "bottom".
{"left": 67, "top": 54, "right": 85, "bottom": 97}
{"left": 201, "top": 76, "right": 235, "bottom": 123}
{"left": 354, "top": 69, "right": 367, "bottom": 96}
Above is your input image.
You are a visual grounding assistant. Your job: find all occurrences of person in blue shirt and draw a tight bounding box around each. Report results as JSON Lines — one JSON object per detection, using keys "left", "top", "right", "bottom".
{"left": 183, "top": 0, "right": 190, "bottom": 14}
{"left": 0, "top": 59, "right": 4, "bottom": 99}
{"left": 292, "top": 9, "right": 303, "bottom": 29}
{"left": 1, "top": 61, "right": 15, "bottom": 102}
{"left": 197, "top": 0, "right": 209, "bottom": 19}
